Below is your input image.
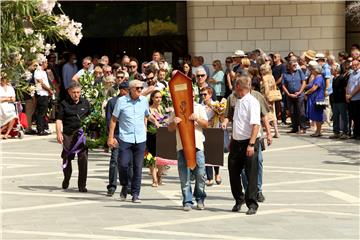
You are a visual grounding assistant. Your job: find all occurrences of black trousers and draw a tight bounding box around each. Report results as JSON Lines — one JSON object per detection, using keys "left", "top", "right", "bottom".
{"left": 61, "top": 133, "right": 88, "bottom": 189}
{"left": 349, "top": 100, "right": 360, "bottom": 137}
{"left": 228, "top": 138, "right": 259, "bottom": 209}
{"left": 35, "top": 95, "right": 49, "bottom": 132}
{"left": 287, "top": 96, "right": 306, "bottom": 131}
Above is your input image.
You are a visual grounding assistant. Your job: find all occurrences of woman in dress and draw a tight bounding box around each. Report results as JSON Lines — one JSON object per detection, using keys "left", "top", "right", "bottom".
{"left": 146, "top": 90, "right": 168, "bottom": 187}
{"left": 0, "top": 75, "right": 17, "bottom": 139}
{"left": 304, "top": 64, "right": 325, "bottom": 137}
{"left": 260, "top": 64, "right": 280, "bottom": 138}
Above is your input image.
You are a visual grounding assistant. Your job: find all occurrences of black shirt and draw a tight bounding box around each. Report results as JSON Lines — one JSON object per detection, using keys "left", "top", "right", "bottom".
{"left": 332, "top": 74, "right": 349, "bottom": 103}
{"left": 56, "top": 97, "right": 90, "bottom": 135}
{"left": 272, "top": 63, "right": 285, "bottom": 86}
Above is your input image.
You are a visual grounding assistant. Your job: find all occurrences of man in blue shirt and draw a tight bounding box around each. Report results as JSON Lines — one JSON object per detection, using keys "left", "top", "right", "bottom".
{"left": 107, "top": 80, "right": 159, "bottom": 203}
{"left": 282, "top": 60, "right": 307, "bottom": 133}
{"left": 346, "top": 58, "right": 360, "bottom": 139}
{"left": 316, "top": 53, "right": 332, "bottom": 126}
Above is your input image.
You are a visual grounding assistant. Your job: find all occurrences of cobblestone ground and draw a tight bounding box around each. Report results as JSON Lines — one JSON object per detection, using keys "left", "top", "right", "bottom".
{"left": 1, "top": 125, "right": 359, "bottom": 240}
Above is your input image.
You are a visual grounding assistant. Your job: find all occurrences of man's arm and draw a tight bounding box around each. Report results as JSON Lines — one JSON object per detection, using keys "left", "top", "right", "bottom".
{"left": 246, "top": 124, "right": 260, "bottom": 157}
{"left": 56, "top": 119, "right": 63, "bottom": 144}
{"left": 107, "top": 116, "right": 118, "bottom": 148}
{"left": 189, "top": 113, "right": 208, "bottom": 129}
{"left": 296, "top": 80, "right": 306, "bottom": 96}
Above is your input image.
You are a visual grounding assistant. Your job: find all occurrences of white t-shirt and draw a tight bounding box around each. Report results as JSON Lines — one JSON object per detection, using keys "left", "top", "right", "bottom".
{"left": 34, "top": 69, "right": 50, "bottom": 96}
{"left": 174, "top": 103, "right": 208, "bottom": 151}
{"left": 232, "top": 92, "right": 261, "bottom": 140}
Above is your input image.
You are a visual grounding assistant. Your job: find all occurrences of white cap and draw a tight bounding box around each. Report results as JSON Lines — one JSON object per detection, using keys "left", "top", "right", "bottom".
{"left": 232, "top": 50, "right": 245, "bottom": 58}
{"left": 315, "top": 53, "right": 326, "bottom": 60}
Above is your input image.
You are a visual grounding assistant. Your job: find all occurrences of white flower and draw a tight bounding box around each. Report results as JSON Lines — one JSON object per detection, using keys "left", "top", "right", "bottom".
{"left": 37, "top": 0, "right": 56, "bottom": 15}
{"left": 24, "top": 28, "right": 34, "bottom": 35}
{"left": 30, "top": 47, "right": 37, "bottom": 53}
{"left": 36, "top": 53, "right": 47, "bottom": 63}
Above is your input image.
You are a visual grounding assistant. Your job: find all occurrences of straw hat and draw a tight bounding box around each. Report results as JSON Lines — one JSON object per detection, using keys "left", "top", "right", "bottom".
{"left": 304, "top": 50, "right": 316, "bottom": 60}
{"left": 232, "top": 50, "right": 245, "bottom": 58}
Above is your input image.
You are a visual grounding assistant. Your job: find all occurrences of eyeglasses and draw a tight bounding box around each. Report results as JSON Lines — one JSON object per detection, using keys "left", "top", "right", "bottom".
{"left": 146, "top": 77, "right": 154, "bottom": 81}
{"left": 197, "top": 74, "right": 205, "bottom": 78}
{"left": 135, "top": 87, "right": 143, "bottom": 91}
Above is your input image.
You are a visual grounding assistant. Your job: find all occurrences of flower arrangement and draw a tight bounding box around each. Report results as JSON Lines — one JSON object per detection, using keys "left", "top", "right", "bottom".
{"left": 1, "top": 0, "right": 82, "bottom": 98}
{"left": 210, "top": 98, "right": 227, "bottom": 127}
{"left": 78, "top": 71, "right": 107, "bottom": 148}
{"left": 144, "top": 151, "right": 156, "bottom": 167}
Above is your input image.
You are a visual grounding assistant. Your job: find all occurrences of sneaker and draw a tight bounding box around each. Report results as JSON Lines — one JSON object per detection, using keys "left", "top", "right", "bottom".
{"left": 257, "top": 192, "right": 265, "bottom": 202}
{"left": 62, "top": 180, "right": 69, "bottom": 190}
{"left": 196, "top": 201, "right": 205, "bottom": 210}
{"left": 132, "top": 195, "right": 141, "bottom": 203}
{"left": 79, "top": 187, "right": 87, "bottom": 193}
{"left": 183, "top": 203, "right": 192, "bottom": 211}
{"left": 329, "top": 134, "right": 340, "bottom": 139}
{"left": 120, "top": 186, "right": 127, "bottom": 201}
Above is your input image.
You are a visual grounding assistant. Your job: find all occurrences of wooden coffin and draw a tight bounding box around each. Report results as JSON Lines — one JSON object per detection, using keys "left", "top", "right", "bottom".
{"left": 168, "top": 71, "right": 196, "bottom": 169}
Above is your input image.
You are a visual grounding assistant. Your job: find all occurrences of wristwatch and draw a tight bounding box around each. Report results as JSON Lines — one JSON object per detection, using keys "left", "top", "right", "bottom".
{"left": 248, "top": 143, "right": 255, "bottom": 147}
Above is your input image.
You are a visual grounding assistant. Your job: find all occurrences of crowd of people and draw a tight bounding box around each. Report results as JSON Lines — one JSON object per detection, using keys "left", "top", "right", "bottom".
{"left": 1, "top": 44, "right": 360, "bottom": 215}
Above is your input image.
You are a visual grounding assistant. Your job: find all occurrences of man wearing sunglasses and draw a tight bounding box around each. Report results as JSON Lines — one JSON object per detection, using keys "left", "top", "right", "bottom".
{"left": 107, "top": 80, "right": 160, "bottom": 203}
{"left": 72, "top": 56, "right": 92, "bottom": 82}
{"left": 196, "top": 69, "right": 216, "bottom": 103}
{"left": 142, "top": 68, "right": 166, "bottom": 96}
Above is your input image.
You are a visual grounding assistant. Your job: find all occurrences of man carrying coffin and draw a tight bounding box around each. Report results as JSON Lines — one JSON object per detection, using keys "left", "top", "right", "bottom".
{"left": 168, "top": 91, "right": 208, "bottom": 211}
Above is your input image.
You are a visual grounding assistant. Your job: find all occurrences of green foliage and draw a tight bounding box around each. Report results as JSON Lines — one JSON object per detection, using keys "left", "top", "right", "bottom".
{"left": 124, "top": 19, "right": 179, "bottom": 36}
{"left": 79, "top": 72, "right": 107, "bottom": 149}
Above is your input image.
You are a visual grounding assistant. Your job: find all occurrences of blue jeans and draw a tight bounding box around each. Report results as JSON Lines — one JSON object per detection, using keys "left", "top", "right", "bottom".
{"left": 177, "top": 150, "right": 206, "bottom": 206}
{"left": 117, "top": 139, "right": 146, "bottom": 197}
{"left": 332, "top": 102, "right": 348, "bottom": 134}
{"left": 107, "top": 146, "right": 119, "bottom": 191}
{"left": 241, "top": 143, "right": 263, "bottom": 192}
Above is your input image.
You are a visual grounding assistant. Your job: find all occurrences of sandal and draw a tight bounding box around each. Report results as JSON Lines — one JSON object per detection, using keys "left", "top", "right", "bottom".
{"left": 310, "top": 133, "right": 322, "bottom": 137}
{"left": 152, "top": 182, "right": 158, "bottom": 187}
{"left": 215, "top": 176, "right": 222, "bottom": 185}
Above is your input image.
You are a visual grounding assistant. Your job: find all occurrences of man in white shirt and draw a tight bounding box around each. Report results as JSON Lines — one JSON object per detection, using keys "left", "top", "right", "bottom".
{"left": 72, "top": 57, "right": 92, "bottom": 81}
{"left": 34, "top": 59, "right": 53, "bottom": 135}
{"left": 168, "top": 94, "right": 208, "bottom": 211}
{"left": 221, "top": 75, "right": 261, "bottom": 215}
{"left": 142, "top": 68, "right": 165, "bottom": 97}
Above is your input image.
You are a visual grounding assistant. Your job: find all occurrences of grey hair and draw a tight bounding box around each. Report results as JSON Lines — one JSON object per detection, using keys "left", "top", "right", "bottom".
{"left": 311, "top": 64, "right": 323, "bottom": 74}
{"left": 235, "top": 75, "right": 251, "bottom": 90}
{"left": 331, "top": 64, "right": 341, "bottom": 73}
{"left": 68, "top": 81, "right": 81, "bottom": 89}
{"left": 129, "top": 79, "right": 144, "bottom": 88}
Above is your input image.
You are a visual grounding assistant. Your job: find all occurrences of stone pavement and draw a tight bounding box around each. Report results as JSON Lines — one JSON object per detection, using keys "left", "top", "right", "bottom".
{"left": 1, "top": 125, "right": 359, "bottom": 240}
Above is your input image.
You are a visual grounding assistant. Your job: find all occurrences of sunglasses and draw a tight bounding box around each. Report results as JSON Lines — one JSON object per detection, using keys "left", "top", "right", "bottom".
{"left": 146, "top": 77, "right": 154, "bottom": 81}
{"left": 135, "top": 87, "right": 143, "bottom": 91}
{"left": 117, "top": 76, "right": 124, "bottom": 79}
{"left": 197, "top": 74, "right": 205, "bottom": 78}
{"left": 200, "top": 93, "right": 208, "bottom": 96}
{"left": 105, "top": 71, "right": 112, "bottom": 74}
{"left": 212, "top": 64, "right": 217, "bottom": 67}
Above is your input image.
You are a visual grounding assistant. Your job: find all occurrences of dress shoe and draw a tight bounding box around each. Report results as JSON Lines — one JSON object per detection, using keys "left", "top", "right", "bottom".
{"left": 79, "top": 187, "right": 87, "bottom": 192}
{"left": 37, "top": 131, "right": 50, "bottom": 136}
{"left": 257, "top": 192, "right": 265, "bottom": 202}
{"left": 106, "top": 189, "right": 115, "bottom": 196}
{"left": 246, "top": 208, "right": 257, "bottom": 215}
{"left": 62, "top": 180, "right": 69, "bottom": 190}
{"left": 231, "top": 201, "right": 244, "bottom": 212}
{"left": 286, "top": 129, "right": 298, "bottom": 134}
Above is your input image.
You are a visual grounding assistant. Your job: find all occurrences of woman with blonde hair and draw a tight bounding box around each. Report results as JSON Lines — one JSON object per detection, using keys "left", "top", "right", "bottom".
{"left": 241, "top": 58, "right": 251, "bottom": 70}
{"left": 260, "top": 64, "right": 280, "bottom": 138}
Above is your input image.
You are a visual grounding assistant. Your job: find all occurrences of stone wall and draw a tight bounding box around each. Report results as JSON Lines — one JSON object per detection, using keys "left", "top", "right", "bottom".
{"left": 187, "top": 0, "right": 346, "bottom": 64}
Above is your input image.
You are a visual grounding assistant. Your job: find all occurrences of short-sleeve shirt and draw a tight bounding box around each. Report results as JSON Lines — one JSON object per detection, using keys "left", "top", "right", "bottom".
{"left": 232, "top": 92, "right": 261, "bottom": 140}
{"left": 272, "top": 63, "right": 285, "bottom": 85}
{"left": 34, "top": 69, "right": 50, "bottom": 96}
{"left": 332, "top": 74, "right": 349, "bottom": 103}
{"left": 347, "top": 69, "right": 360, "bottom": 101}
{"left": 56, "top": 97, "right": 90, "bottom": 135}
{"left": 210, "top": 70, "right": 225, "bottom": 97}
{"left": 174, "top": 103, "right": 208, "bottom": 151}
{"left": 282, "top": 69, "right": 305, "bottom": 94}
{"left": 112, "top": 95, "right": 150, "bottom": 144}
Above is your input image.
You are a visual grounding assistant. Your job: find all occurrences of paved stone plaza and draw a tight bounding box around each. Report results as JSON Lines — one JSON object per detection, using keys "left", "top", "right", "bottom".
{"left": 1, "top": 126, "right": 359, "bottom": 239}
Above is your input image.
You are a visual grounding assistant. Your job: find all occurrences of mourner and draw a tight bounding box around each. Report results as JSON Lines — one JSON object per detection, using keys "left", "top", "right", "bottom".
{"left": 56, "top": 81, "right": 90, "bottom": 192}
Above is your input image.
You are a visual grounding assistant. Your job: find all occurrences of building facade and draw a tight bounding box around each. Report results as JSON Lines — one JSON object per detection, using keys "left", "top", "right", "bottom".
{"left": 187, "top": 0, "right": 347, "bottom": 63}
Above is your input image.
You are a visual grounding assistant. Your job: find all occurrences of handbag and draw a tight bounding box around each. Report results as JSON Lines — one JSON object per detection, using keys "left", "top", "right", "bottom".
{"left": 315, "top": 100, "right": 327, "bottom": 110}
{"left": 267, "top": 89, "right": 282, "bottom": 102}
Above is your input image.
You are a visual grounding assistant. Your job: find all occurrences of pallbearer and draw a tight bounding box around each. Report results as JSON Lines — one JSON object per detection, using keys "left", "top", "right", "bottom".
{"left": 168, "top": 71, "right": 208, "bottom": 211}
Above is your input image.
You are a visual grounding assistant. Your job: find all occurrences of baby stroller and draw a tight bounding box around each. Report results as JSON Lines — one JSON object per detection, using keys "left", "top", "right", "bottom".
{"left": 1, "top": 102, "right": 27, "bottom": 139}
